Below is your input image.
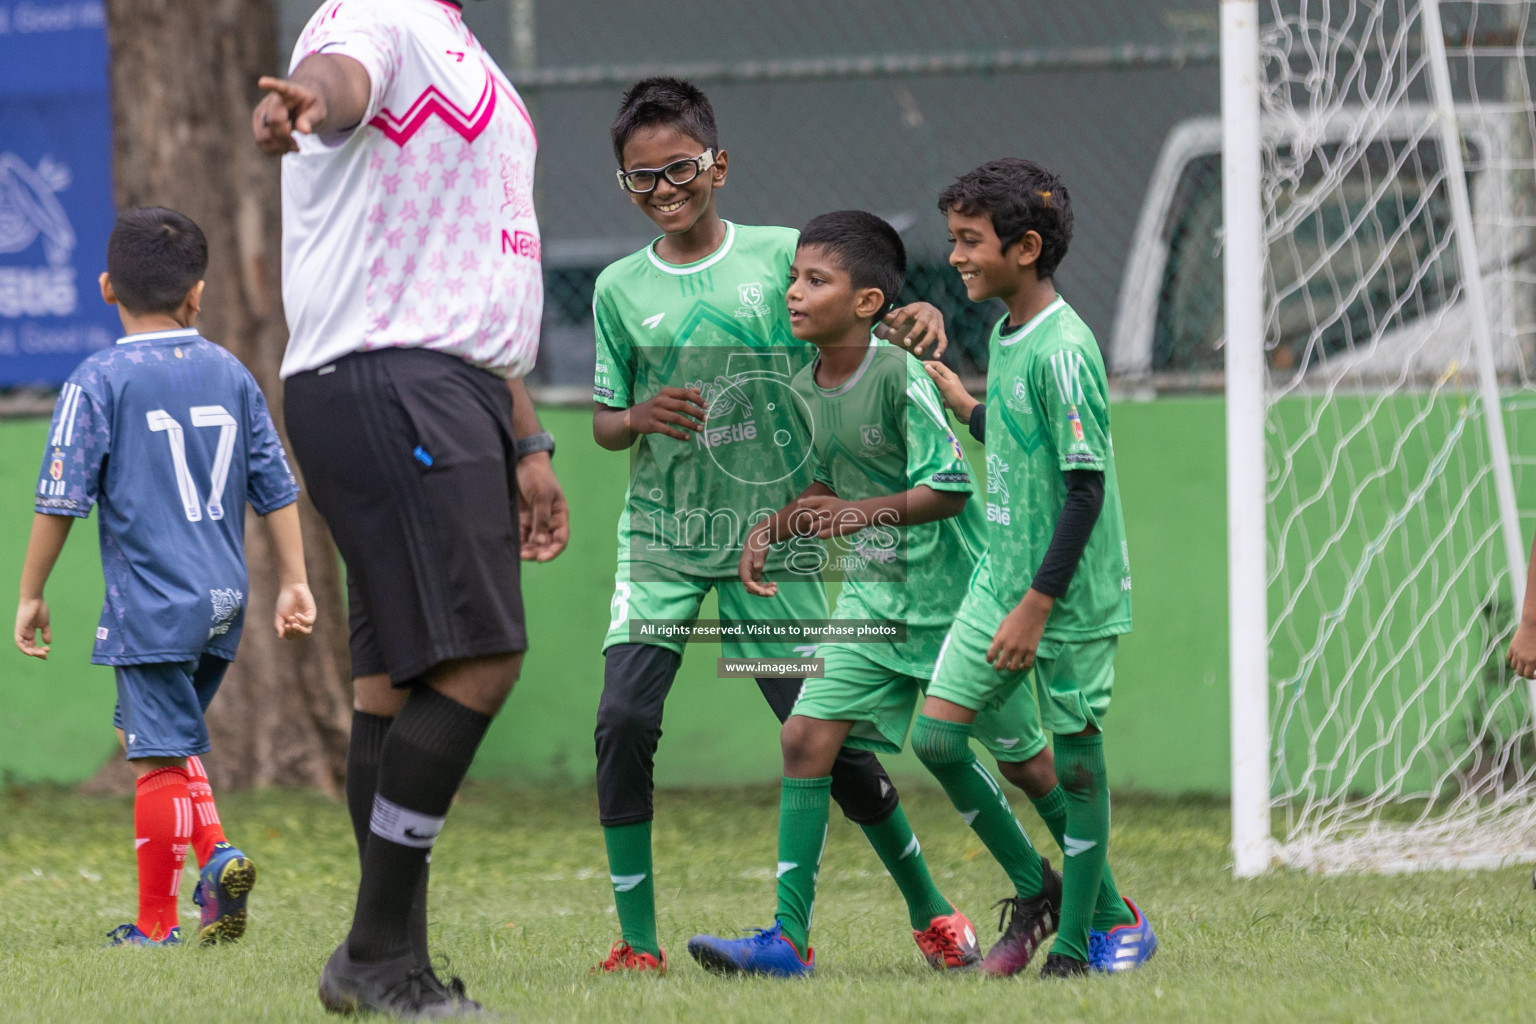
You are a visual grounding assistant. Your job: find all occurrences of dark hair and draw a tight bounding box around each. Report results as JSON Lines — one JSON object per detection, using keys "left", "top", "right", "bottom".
{"left": 798, "top": 210, "right": 908, "bottom": 317}
{"left": 106, "top": 207, "right": 208, "bottom": 314}
{"left": 938, "top": 158, "right": 1072, "bottom": 279}
{"left": 611, "top": 77, "right": 719, "bottom": 165}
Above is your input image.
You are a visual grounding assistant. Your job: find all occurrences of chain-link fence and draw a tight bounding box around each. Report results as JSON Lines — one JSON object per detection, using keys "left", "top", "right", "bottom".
{"left": 275, "top": 1, "right": 1222, "bottom": 391}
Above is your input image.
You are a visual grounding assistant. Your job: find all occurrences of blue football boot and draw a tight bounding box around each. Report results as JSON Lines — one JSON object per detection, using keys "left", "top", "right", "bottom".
{"left": 192, "top": 842, "right": 256, "bottom": 944}
{"left": 107, "top": 923, "right": 181, "bottom": 946}
{"left": 687, "top": 923, "right": 814, "bottom": 978}
{"left": 1087, "top": 898, "right": 1157, "bottom": 973}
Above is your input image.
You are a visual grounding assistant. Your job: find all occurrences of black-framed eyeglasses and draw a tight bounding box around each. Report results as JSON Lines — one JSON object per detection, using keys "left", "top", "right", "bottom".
{"left": 615, "top": 149, "right": 716, "bottom": 194}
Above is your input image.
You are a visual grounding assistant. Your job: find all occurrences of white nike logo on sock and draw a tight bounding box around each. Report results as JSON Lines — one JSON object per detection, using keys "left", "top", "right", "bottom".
{"left": 899, "top": 835, "right": 921, "bottom": 860}
{"left": 1064, "top": 836, "right": 1098, "bottom": 857}
{"left": 610, "top": 873, "right": 647, "bottom": 892}
{"left": 777, "top": 861, "right": 798, "bottom": 878}
{"left": 960, "top": 809, "right": 980, "bottom": 826}
{"left": 135, "top": 838, "right": 150, "bottom": 850}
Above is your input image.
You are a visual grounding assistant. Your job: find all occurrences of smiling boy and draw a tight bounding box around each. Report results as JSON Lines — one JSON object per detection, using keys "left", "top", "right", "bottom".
{"left": 686, "top": 211, "right": 1065, "bottom": 977}
{"left": 921, "top": 158, "right": 1156, "bottom": 977}
{"left": 589, "top": 78, "right": 945, "bottom": 972}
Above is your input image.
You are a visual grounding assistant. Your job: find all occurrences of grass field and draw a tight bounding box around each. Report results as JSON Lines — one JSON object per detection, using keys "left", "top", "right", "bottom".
{"left": 2, "top": 782, "right": 1533, "bottom": 1023}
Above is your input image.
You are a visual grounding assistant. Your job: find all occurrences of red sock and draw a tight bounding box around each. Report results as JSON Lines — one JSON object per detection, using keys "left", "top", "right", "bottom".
{"left": 186, "top": 755, "right": 228, "bottom": 866}
{"left": 135, "top": 766, "right": 192, "bottom": 941}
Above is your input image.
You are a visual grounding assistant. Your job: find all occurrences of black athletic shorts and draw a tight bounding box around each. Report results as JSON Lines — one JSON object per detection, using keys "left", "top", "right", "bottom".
{"left": 285, "top": 347, "right": 527, "bottom": 684}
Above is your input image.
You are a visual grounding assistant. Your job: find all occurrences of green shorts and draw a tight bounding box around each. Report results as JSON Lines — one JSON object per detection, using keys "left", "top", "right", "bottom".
{"left": 928, "top": 616, "right": 1118, "bottom": 737}
{"left": 602, "top": 562, "right": 829, "bottom": 659}
{"left": 791, "top": 644, "right": 1048, "bottom": 762}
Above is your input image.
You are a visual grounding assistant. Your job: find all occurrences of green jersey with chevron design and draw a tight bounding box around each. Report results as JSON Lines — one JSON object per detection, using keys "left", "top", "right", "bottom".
{"left": 794, "top": 341, "right": 985, "bottom": 676}
{"left": 594, "top": 222, "right": 818, "bottom": 578}
{"left": 965, "top": 296, "right": 1132, "bottom": 645}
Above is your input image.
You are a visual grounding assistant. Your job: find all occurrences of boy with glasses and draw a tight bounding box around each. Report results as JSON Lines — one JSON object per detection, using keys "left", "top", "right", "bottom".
{"left": 590, "top": 77, "right": 959, "bottom": 974}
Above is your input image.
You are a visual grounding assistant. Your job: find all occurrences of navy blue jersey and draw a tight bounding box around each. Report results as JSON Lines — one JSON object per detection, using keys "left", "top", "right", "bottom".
{"left": 35, "top": 328, "right": 299, "bottom": 665}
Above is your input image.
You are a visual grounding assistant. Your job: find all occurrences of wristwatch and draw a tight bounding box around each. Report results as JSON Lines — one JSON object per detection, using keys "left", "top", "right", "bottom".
{"left": 515, "top": 430, "right": 555, "bottom": 460}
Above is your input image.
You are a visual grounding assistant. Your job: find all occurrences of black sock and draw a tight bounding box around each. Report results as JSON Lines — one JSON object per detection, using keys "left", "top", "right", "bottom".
{"left": 346, "top": 711, "right": 392, "bottom": 860}
{"left": 346, "top": 688, "right": 492, "bottom": 963}
{"left": 346, "top": 710, "right": 431, "bottom": 962}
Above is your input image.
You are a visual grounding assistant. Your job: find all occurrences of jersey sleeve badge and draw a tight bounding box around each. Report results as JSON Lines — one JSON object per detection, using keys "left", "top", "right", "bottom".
{"left": 1067, "top": 406, "right": 1086, "bottom": 442}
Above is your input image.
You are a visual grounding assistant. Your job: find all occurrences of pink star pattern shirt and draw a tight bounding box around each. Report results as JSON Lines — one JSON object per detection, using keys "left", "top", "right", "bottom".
{"left": 277, "top": 0, "right": 541, "bottom": 380}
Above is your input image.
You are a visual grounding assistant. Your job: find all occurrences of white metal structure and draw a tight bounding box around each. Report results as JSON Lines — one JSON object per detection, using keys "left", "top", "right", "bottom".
{"left": 1222, "top": 0, "right": 1273, "bottom": 878}
{"left": 1216, "top": 0, "right": 1536, "bottom": 875}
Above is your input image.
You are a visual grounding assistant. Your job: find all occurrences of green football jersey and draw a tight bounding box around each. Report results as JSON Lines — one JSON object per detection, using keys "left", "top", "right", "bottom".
{"left": 593, "top": 222, "right": 818, "bottom": 578}
{"left": 793, "top": 341, "right": 986, "bottom": 676}
{"left": 969, "top": 296, "right": 1132, "bottom": 644}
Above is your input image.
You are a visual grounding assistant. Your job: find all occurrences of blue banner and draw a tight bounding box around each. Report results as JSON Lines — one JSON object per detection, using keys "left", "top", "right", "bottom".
{"left": 0, "top": 0, "right": 116, "bottom": 387}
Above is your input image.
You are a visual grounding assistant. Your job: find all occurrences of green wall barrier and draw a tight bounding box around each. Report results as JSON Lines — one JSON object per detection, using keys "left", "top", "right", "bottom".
{"left": 1, "top": 399, "right": 1231, "bottom": 792}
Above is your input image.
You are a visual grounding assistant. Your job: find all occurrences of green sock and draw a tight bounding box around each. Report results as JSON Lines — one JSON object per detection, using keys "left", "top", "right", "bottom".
{"left": 860, "top": 804, "right": 953, "bottom": 930}
{"left": 911, "top": 715, "right": 1043, "bottom": 898}
{"left": 1029, "top": 783, "right": 1070, "bottom": 849}
{"left": 775, "top": 776, "right": 831, "bottom": 957}
{"left": 1051, "top": 733, "right": 1115, "bottom": 961}
{"left": 603, "top": 821, "right": 659, "bottom": 956}
{"left": 1030, "top": 784, "right": 1134, "bottom": 932}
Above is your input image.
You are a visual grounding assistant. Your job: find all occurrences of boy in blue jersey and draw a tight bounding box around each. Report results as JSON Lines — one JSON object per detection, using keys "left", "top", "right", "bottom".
{"left": 13, "top": 208, "right": 317, "bottom": 946}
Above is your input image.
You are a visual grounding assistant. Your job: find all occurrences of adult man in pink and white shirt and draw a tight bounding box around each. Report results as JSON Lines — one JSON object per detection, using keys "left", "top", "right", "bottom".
{"left": 253, "top": 1, "right": 567, "bottom": 1017}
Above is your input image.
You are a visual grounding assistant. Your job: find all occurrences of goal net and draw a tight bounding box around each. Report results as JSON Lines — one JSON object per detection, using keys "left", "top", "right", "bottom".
{"left": 1239, "top": 0, "right": 1536, "bottom": 872}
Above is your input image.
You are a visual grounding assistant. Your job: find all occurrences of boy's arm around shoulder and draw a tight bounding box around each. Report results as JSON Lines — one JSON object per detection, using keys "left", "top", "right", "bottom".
{"left": 923, "top": 359, "right": 982, "bottom": 431}
{"left": 892, "top": 361, "right": 973, "bottom": 525}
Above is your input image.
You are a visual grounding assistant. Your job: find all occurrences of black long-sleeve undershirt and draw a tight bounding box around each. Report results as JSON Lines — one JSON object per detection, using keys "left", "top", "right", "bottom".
{"left": 965, "top": 401, "right": 1104, "bottom": 598}
{"left": 1031, "top": 469, "right": 1105, "bottom": 597}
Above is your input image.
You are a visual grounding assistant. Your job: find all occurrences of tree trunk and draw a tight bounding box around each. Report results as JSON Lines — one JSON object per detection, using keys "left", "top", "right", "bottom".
{"left": 86, "top": 0, "right": 352, "bottom": 796}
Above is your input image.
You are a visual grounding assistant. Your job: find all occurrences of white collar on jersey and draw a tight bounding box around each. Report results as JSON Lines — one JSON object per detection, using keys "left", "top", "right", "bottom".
{"left": 116, "top": 328, "right": 201, "bottom": 345}
{"left": 997, "top": 295, "right": 1066, "bottom": 347}
{"left": 812, "top": 334, "right": 881, "bottom": 397}
{"left": 645, "top": 220, "right": 737, "bottom": 276}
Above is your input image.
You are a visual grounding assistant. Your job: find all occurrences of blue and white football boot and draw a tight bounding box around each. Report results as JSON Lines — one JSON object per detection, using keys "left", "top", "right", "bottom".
{"left": 1087, "top": 898, "right": 1157, "bottom": 973}
{"left": 687, "top": 923, "right": 814, "bottom": 978}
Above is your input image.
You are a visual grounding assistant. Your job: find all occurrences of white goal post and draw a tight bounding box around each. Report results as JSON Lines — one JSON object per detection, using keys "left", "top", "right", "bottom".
{"left": 1224, "top": 0, "right": 1536, "bottom": 875}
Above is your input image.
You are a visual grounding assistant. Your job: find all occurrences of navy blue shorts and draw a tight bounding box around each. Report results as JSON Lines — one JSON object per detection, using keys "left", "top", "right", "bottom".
{"left": 112, "top": 655, "right": 230, "bottom": 759}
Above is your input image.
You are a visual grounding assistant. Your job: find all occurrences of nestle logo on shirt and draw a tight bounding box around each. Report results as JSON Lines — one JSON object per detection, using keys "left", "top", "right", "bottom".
{"left": 697, "top": 420, "right": 757, "bottom": 449}
{"left": 501, "top": 229, "right": 540, "bottom": 261}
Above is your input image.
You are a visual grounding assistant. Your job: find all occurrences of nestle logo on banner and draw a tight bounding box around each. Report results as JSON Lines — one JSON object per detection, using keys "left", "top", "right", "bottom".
{"left": 500, "top": 229, "right": 540, "bottom": 261}
{"left": 0, "top": 154, "right": 77, "bottom": 317}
